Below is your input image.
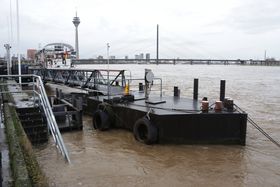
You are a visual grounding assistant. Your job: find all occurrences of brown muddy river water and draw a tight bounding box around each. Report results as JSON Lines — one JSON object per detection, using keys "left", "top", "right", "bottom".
{"left": 35, "top": 65, "right": 280, "bottom": 186}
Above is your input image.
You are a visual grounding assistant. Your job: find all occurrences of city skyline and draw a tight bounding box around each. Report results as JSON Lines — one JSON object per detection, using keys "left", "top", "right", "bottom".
{"left": 1, "top": 0, "right": 280, "bottom": 60}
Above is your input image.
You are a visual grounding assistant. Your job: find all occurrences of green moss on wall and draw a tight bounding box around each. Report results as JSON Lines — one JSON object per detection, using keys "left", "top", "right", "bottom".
{"left": 1, "top": 81, "right": 48, "bottom": 187}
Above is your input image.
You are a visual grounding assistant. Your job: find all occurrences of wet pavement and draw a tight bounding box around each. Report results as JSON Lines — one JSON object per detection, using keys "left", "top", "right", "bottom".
{"left": 0, "top": 106, "right": 12, "bottom": 186}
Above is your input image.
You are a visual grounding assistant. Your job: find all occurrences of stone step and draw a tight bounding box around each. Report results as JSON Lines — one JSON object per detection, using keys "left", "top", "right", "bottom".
{"left": 18, "top": 113, "right": 43, "bottom": 121}
{"left": 21, "top": 119, "right": 44, "bottom": 127}
{"left": 16, "top": 107, "right": 41, "bottom": 115}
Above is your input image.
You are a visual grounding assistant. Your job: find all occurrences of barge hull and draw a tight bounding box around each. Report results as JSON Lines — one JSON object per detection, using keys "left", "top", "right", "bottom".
{"left": 86, "top": 95, "right": 247, "bottom": 145}
{"left": 154, "top": 113, "right": 247, "bottom": 145}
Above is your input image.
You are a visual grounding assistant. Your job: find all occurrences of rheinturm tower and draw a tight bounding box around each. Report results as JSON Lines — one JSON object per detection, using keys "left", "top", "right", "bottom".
{"left": 72, "top": 12, "right": 80, "bottom": 59}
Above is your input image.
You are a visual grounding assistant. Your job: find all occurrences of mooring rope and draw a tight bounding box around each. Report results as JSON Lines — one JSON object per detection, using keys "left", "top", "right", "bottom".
{"left": 234, "top": 104, "right": 280, "bottom": 148}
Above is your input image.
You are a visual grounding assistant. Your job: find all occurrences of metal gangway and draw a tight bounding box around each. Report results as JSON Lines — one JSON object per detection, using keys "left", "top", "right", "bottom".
{"left": 0, "top": 74, "right": 70, "bottom": 163}
{"left": 29, "top": 67, "right": 163, "bottom": 97}
{"left": 30, "top": 67, "right": 128, "bottom": 95}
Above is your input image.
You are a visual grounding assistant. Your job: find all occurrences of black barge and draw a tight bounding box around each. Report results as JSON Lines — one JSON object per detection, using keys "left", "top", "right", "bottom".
{"left": 30, "top": 67, "right": 248, "bottom": 145}
{"left": 86, "top": 93, "right": 247, "bottom": 145}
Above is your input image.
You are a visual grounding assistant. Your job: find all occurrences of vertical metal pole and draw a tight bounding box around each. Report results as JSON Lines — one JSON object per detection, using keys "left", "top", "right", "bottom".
{"left": 56, "top": 88, "right": 59, "bottom": 98}
{"left": 32, "top": 76, "right": 35, "bottom": 106}
{"left": 139, "top": 83, "right": 143, "bottom": 91}
{"left": 220, "top": 80, "right": 226, "bottom": 101}
{"left": 160, "top": 78, "right": 162, "bottom": 97}
{"left": 156, "top": 24, "right": 159, "bottom": 65}
{"left": 174, "top": 86, "right": 179, "bottom": 97}
{"left": 16, "top": 0, "right": 21, "bottom": 84}
{"left": 193, "top": 78, "right": 199, "bottom": 100}
{"left": 4, "top": 44, "right": 11, "bottom": 75}
{"left": 7, "top": 45, "right": 11, "bottom": 75}
{"left": 9, "top": 0, "right": 13, "bottom": 44}
{"left": 59, "top": 89, "right": 63, "bottom": 99}
{"left": 9, "top": 0, "right": 13, "bottom": 72}
{"left": 107, "top": 43, "right": 110, "bottom": 100}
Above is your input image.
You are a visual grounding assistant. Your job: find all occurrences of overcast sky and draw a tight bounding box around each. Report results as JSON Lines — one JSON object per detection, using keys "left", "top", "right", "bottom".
{"left": 1, "top": 0, "right": 280, "bottom": 59}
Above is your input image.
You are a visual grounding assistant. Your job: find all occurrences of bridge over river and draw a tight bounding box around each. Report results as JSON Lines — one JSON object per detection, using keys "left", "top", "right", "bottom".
{"left": 73, "top": 58, "right": 280, "bottom": 66}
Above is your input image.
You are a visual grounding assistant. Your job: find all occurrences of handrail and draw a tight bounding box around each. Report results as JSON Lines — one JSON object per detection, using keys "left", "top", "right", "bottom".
{"left": 128, "top": 77, "right": 163, "bottom": 97}
{"left": 31, "top": 67, "right": 163, "bottom": 98}
{"left": 0, "top": 74, "right": 71, "bottom": 163}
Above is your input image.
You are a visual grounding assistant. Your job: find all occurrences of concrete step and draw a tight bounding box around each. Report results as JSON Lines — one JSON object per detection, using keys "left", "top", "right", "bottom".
{"left": 24, "top": 126, "right": 48, "bottom": 134}
{"left": 16, "top": 107, "right": 48, "bottom": 144}
{"left": 18, "top": 113, "right": 43, "bottom": 121}
{"left": 16, "top": 107, "right": 41, "bottom": 115}
{"left": 21, "top": 119, "right": 44, "bottom": 127}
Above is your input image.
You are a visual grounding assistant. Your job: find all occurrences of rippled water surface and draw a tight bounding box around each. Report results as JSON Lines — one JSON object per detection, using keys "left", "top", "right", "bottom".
{"left": 35, "top": 65, "right": 280, "bottom": 186}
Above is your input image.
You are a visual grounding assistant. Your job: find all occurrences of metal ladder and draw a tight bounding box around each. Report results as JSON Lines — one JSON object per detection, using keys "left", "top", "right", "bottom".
{"left": 0, "top": 74, "right": 70, "bottom": 163}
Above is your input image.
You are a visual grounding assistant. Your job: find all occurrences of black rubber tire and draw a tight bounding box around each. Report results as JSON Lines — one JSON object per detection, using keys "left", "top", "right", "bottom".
{"left": 98, "top": 103, "right": 115, "bottom": 127}
{"left": 93, "top": 110, "right": 110, "bottom": 131}
{"left": 133, "top": 117, "right": 158, "bottom": 145}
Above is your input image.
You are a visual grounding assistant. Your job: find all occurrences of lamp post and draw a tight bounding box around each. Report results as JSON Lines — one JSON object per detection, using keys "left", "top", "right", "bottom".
{"left": 4, "top": 44, "right": 11, "bottom": 75}
{"left": 16, "top": 0, "right": 21, "bottom": 84}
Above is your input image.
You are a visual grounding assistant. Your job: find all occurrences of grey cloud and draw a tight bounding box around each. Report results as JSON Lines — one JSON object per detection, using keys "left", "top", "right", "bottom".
{"left": 228, "top": 0, "right": 280, "bottom": 34}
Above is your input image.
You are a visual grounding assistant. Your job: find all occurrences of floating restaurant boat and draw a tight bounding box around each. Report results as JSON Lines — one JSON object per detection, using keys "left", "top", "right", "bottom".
{"left": 35, "top": 42, "right": 76, "bottom": 69}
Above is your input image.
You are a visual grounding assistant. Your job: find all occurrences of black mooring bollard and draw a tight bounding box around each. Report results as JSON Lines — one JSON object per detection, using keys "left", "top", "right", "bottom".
{"left": 116, "top": 81, "right": 119, "bottom": 86}
{"left": 220, "top": 80, "right": 226, "bottom": 101}
{"left": 174, "top": 86, "right": 180, "bottom": 97}
{"left": 193, "top": 78, "right": 199, "bottom": 100}
{"left": 139, "top": 83, "right": 144, "bottom": 91}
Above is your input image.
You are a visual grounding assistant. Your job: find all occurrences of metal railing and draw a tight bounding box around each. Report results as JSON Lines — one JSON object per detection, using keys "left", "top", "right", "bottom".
{"left": 128, "top": 78, "right": 163, "bottom": 97}
{"left": 0, "top": 74, "right": 70, "bottom": 163}
{"left": 30, "top": 67, "right": 163, "bottom": 98}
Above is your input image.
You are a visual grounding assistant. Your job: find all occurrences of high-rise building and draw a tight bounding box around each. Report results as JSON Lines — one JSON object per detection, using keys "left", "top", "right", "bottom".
{"left": 27, "top": 49, "right": 37, "bottom": 61}
{"left": 146, "top": 53, "right": 150, "bottom": 60}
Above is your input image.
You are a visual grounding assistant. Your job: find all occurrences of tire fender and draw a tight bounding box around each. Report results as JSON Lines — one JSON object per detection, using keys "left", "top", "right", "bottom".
{"left": 93, "top": 110, "right": 110, "bottom": 131}
{"left": 133, "top": 117, "right": 158, "bottom": 144}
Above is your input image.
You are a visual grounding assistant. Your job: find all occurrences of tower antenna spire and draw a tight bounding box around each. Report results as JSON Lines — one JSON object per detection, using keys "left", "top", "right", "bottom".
{"left": 16, "top": 0, "right": 21, "bottom": 83}
{"left": 156, "top": 24, "right": 159, "bottom": 65}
